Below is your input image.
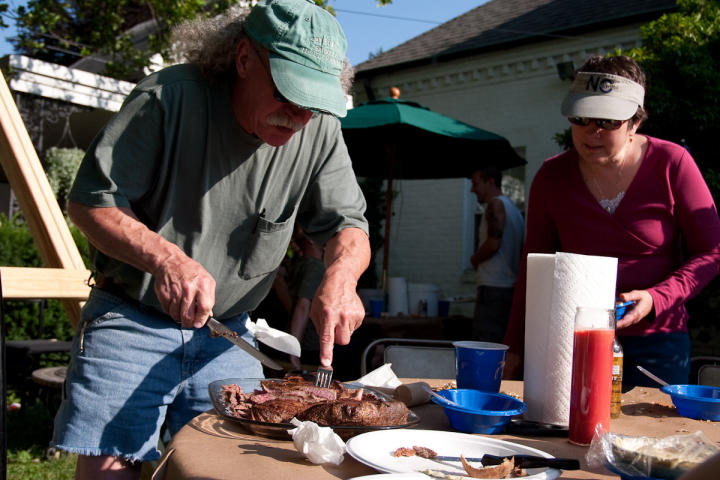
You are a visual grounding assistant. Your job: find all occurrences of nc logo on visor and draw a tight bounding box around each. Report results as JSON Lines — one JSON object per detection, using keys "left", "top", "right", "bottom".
{"left": 585, "top": 75, "right": 614, "bottom": 93}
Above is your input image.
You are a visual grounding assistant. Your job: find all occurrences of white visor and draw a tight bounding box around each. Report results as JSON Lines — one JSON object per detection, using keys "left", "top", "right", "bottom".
{"left": 561, "top": 72, "right": 645, "bottom": 121}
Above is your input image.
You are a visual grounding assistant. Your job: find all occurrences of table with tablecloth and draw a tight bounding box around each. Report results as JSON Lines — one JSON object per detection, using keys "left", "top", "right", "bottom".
{"left": 152, "top": 379, "right": 720, "bottom": 480}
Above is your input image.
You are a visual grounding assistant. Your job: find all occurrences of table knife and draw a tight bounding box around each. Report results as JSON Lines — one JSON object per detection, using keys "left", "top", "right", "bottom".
{"left": 206, "top": 317, "right": 283, "bottom": 371}
{"left": 432, "top": 454, "right": 579, "bottom": 470}
{"left": 504, "top": 418, "right": 569, "bottom": 437}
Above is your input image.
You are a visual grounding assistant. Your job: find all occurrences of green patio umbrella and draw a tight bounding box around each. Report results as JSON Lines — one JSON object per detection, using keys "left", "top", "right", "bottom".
{"left": 340, "top": 97, "right": 526, "bottom": 289}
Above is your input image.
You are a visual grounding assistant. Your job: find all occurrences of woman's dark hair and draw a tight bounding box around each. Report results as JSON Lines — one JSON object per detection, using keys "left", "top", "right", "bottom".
{"left": 579, "top": 55, "right": 648, "bottom": 127}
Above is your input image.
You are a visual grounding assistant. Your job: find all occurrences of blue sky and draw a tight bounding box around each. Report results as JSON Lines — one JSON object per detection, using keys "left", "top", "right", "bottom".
{"left": 0, "top": 0, "right": 25, "bottom": 56}
{"left": 332, "top": 0, "right": 488, "bottom": 66}
{"left": 0, "top": 1, "right": 488, "bottom": 66}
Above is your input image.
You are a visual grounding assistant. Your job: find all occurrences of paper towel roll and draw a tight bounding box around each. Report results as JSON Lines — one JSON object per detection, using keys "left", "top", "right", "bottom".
{"left": 523, "top": 252, "right": 617, "bottom": 426}
{"left": 387, "top": 277, "right": 409, "bottom": 315}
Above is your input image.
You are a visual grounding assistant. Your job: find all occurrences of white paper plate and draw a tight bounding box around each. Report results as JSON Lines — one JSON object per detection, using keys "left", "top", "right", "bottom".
{"left": 349, "top": 475, "right": 429, "bottom": 480}
{"left": 346, "top": 429, "right": 561, "bottom": 480}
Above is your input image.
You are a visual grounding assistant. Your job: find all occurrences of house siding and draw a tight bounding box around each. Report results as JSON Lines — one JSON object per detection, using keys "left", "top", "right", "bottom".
{"left": 380, "top": 178, "right": 476, "bottom": 308}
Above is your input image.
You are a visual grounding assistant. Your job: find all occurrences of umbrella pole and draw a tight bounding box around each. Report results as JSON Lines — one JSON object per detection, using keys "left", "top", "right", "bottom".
{"left": 382, "top": 175, "right": 393, "bottom": 291}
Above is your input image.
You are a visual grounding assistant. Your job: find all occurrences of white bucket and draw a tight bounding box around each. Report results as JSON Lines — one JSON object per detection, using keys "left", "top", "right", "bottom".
{"left": 387, "top": 277, "right": 409, "bottom": 315}
{"left": 407, "top": 283, "right": 441, "bottom": 316}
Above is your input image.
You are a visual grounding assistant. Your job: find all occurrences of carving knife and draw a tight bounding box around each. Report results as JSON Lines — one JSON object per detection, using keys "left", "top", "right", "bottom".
{"left": 206, "top": 317, "right": 283, "bottom": 371}
{"left": 432, "top": 454, "right": 580, "bottom": 470}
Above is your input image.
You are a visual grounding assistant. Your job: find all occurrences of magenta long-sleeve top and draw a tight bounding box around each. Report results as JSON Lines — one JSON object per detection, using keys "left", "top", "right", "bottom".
{"left": 504, "top": 136, "right": 720, "bottom": 358}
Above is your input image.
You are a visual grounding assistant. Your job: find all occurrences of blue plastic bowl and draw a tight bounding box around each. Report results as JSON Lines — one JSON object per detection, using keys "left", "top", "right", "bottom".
{"left": 660, "top": 384, "right": 720, "bottom": 421}
{"left": 431, "top": 388, "right": 527, "bottom": 434}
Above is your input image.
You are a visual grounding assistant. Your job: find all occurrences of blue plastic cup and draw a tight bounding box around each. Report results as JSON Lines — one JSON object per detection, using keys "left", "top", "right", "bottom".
{"left": 370, "top": 299, "right": 384, "bottom": 318}
{"left": 453, "top": 341, "right": 509, "bottom": 393}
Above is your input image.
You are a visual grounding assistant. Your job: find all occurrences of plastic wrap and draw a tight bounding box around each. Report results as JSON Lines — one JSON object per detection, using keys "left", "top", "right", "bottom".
{"left": 587, "top": 427, "right": 720, "bottom": 479}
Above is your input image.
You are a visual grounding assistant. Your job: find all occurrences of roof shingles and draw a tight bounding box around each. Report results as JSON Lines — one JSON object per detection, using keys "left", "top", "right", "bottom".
{"left": 354, "top": 0, "right": 676, "bottom": 74}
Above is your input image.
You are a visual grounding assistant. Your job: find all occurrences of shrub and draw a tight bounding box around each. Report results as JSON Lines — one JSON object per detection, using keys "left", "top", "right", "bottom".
{"left": 43, "top": 147, "right": 84, "bottom": 214}
{"left": 0, "top": 213, "right": 89, "bottom": 342}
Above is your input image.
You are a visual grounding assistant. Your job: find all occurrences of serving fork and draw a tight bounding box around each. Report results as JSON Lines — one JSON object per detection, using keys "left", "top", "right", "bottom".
{"left": 315, "top": 364, "right": 334, "bottom": 388}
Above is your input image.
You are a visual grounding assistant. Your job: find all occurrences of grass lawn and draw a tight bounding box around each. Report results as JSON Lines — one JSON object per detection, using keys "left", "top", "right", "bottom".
{"left": 7, "top": 449, "right": 77, "bottom": 480}
{"left": 6, "top": 399, "right": 77, "bottom": 480}
{"left": 6, "top": 394, "right": 160, "bottom": 480}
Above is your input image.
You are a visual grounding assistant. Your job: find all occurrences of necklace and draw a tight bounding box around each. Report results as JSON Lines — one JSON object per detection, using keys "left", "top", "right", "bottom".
{"left": 584, "top": 157, "right": 627, "bottom": 213}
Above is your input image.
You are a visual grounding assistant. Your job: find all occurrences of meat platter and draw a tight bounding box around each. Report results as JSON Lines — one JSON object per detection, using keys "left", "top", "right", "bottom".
{"left": 208, "top": 377, "right": 420, "bottom": 440}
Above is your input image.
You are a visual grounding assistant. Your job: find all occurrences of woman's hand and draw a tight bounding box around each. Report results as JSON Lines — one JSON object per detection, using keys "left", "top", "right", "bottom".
{"left": 616, "top": 290, "right": 654, "bottom": 328}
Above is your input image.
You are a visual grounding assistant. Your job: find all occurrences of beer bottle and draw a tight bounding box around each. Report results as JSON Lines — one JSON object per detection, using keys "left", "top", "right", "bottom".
{"left": 611, "top": 336, "right": 623, "bottom": 418}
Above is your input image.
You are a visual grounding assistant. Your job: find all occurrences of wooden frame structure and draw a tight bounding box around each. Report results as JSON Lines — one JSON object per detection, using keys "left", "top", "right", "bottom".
{"left": 0, "top": 67, "right": 91, "bottom": 480}
{"left": 0, "top": 71, "right": 90, "bottom": 327}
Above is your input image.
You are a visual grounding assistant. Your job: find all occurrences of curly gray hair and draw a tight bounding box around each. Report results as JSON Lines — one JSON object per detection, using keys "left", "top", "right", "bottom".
{"left": 169, "top": 6, "right": 355, "bottom": 94}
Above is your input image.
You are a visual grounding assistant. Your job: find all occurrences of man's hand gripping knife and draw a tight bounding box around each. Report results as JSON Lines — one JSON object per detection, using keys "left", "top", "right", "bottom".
{"left": 68, "top": 203, "right": 216, "bottom": 328}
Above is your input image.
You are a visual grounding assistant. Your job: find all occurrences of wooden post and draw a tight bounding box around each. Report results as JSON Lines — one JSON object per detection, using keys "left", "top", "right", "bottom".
{"left": 0, "top": 72, "right": 88, "bottom": 327}
{"left": 0, "top": 272, "right": 6, "bottom": 480}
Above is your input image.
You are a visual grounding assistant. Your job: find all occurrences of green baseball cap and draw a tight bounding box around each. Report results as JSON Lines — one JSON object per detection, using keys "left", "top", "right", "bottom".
{"left": 244, "top": 0, "right": 348, "bottom": 117}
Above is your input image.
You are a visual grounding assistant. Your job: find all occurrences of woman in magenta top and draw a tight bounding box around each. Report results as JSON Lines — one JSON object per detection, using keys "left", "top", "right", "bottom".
{"left": 504, "top": 55, "right": 720, "bottom": 387}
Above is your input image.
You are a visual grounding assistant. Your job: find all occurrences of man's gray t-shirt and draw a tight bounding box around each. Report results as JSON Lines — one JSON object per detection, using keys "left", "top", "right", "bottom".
{"left": 69, "top": 64, "right": 368, "bottom": 318}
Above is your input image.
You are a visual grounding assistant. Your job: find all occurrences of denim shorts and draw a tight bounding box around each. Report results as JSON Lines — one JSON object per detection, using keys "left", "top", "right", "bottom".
{"left": 51, "top": 288, "right": 264, "bottom": 462}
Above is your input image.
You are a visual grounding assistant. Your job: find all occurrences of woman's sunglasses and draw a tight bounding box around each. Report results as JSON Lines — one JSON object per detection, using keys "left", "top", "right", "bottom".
{"left": 568, "top": 117, "right": 625, "bottom": 130}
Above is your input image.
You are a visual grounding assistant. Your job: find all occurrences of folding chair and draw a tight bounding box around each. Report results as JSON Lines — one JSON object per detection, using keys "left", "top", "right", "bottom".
{"left": 360, "top": 338, "right": 456, "bottom": 379}
{"left": 698, "top": 364, "right": 720, "bottom": 387}
{"left": 690, "top": 356, "right": 720, "bottom": 387}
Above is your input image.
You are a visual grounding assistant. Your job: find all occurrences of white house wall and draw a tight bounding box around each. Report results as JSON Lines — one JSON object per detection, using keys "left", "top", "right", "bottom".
{"left": 381, "top": 178, "right": 476, "bottom": 308}
{"left": 353, "top": 23, "right": 645, "bottom": 303}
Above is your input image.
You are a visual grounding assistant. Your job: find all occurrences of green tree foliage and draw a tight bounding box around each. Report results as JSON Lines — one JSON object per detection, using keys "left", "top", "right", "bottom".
{"left": 623, "top": 0, "right": 720, "bottom": 199}
{"left": 0, "top": 1, "right": 7, "bottom": 28}
{"left": 6, "top": 0, "right": 394, "bottom": 81}
{"left": 0, "top": 213, "right": 89, "bottom": 341}
{"left": 621, "top": 0, "right": 720, "bottom": 355}
{"left": 553, "top": 128, "right": 572, "bottom": 151}
{"left": 10, "top": 0, "right": 247, "bottom": 79}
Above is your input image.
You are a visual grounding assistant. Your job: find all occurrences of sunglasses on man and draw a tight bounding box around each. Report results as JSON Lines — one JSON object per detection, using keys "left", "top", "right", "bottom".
{"left": 568, "top": 117, "right": 625, "bottom": 130}
{"left": 248, "top": 39, "right": 324, "bottom": 116}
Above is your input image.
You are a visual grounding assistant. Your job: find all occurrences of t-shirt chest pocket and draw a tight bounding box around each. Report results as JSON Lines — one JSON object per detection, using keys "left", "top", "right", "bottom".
{"left": 239, "top": 213, "right": 294, "bottom": 280}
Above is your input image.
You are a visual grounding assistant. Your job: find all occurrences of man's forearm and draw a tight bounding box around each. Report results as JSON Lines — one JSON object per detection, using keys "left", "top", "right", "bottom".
{"left": 471, "top": 238, "right": 501, "bottom": 268}
{"left": 323, "top": 227, "right": 371, "bottom": 283}
{"left": 68, "top": 201, "right": 186, "bottom": 277}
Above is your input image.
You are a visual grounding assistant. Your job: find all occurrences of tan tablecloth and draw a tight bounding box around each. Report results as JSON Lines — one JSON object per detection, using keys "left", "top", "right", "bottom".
{"left": 154, "top": 380, "right": 720, "bottom": 480}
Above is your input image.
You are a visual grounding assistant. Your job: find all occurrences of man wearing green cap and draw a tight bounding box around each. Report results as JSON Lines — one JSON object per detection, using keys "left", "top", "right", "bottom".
{"left": 52, "top": 1, "right": 370, "bottom": 477}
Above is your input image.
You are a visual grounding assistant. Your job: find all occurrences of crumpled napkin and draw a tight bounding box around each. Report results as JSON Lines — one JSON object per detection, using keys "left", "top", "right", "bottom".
{"left": 353, "top": 365, "right": 431, "bottom": 406}
{"left": 245, "top": 318, "right": 301, "bottom": 357}
{"left": 353, "top": 363, "right": 402, "bottom": 389}
{"left": 287, "top": 418, "right": 346, "bottom": 465}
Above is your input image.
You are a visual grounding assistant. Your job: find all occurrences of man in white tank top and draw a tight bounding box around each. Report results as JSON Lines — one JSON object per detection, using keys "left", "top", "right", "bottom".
{"left": 470, "top": 166, "right": 525, "bottom": 343}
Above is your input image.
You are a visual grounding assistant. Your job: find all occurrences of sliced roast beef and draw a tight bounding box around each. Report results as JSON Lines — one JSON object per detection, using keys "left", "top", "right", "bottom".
{"left": 297, "top": 398, "right": 409, "bottom": 426}
{"left": 249, "top": 398, "right": 309, "bottom": 423}
{"left": 221, "top": 374, "right": 409, "bottom": 427}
